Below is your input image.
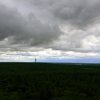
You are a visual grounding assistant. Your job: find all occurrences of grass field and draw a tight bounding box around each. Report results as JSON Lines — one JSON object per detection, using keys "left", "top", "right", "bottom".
{"left": 0, "top": 63, "right": 100, "bottom": 100}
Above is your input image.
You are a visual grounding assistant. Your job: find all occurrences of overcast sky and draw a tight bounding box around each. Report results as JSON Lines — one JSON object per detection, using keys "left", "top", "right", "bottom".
{"left": 0, "top": 0, "right": 100, "bottom": 62}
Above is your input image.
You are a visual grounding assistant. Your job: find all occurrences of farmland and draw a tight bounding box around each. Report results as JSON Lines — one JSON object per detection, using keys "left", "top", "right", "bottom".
{"left": 0, "top": 63, "right": 100, "bottom": 100}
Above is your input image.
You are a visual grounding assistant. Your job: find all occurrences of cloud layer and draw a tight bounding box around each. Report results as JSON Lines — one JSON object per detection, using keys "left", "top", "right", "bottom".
{"left": 0, "top": 0, "right": 100, "bottom": 60}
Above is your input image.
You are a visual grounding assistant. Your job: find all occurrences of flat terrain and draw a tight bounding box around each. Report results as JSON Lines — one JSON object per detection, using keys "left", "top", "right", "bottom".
{"left": 0, "top": 63, "right": 100, "bottom": 100}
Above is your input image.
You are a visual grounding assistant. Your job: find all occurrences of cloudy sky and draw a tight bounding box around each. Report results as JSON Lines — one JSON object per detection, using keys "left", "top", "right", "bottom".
{"left": 0, "top": 0, "right": 100, "bottom": 62}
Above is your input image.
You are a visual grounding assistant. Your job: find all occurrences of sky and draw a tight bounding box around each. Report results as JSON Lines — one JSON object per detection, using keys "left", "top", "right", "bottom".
{"left": 0, "top": 0, "right": 100, "bottom": 62}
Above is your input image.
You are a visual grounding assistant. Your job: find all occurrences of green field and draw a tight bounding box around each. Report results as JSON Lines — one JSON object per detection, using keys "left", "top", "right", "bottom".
{"left": 0, "top": 63, "right": 100, "bottom": 100}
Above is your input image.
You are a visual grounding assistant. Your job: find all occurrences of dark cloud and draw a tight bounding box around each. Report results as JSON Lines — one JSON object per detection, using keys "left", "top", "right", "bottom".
{"left": 0, "top": 0, "right": 100, "bottom": 54}
{"left": 28, "top": 0, "right": 100, "bottom": 27}
{"left": 48, "top": 0, "right": 100, "bottom": 28}
{"left": 0, "top": 1, "right": 61, "bottom": 47}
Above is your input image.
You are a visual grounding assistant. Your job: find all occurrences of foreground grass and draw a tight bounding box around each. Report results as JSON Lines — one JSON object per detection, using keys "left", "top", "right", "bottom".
{"left": 0, "top": 63, "right": 100, "bottom": 100}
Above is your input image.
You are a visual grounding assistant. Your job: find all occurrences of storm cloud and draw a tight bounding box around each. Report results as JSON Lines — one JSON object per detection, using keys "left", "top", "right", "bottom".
{"left": 0, "top": 0, "right": 100, "bottom": 60}
{"left": 0, "top": 0, "right": 61, "bottom": 46}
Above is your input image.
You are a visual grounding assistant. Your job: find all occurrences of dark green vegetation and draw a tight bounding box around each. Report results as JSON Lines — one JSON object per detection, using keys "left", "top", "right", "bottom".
{"left": 0, "top": 63, "right": 100, "bottom": 100}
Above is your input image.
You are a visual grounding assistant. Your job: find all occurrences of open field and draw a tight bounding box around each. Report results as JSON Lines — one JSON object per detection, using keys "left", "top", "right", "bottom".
{"left": 0, "top": 63, "right": 100, "bottom": 100}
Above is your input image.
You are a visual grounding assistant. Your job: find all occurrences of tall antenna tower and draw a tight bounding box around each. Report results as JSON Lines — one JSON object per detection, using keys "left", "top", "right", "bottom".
{"left": 35, "top": 57, "right": 37, "bottom": 63}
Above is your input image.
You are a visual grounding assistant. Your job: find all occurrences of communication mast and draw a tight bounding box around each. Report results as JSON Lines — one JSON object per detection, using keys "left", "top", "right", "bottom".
{"left": 35, "top": 58, "right": 37, "bottom": 63}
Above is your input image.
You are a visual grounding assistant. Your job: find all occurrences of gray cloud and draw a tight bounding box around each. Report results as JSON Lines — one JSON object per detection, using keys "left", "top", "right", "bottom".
{"left": 0, "top": 1, "right": 61, "bottom": 47}
{"left": 28, "top": 0, "right": 100, "bottom": 27}
{"left": 0, "top": 0, "right": 100, "bottom": 55}
{"left": 49, "top": 0, "right": 100, "bottom": 28}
